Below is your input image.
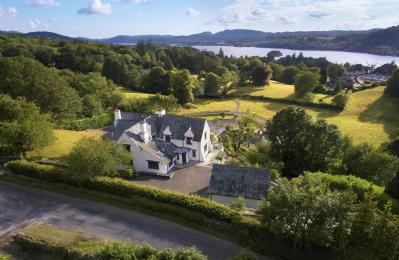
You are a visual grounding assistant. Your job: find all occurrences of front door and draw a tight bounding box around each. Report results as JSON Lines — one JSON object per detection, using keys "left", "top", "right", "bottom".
{"left": 182, "top": 153, "right": 187, "bottom": 163}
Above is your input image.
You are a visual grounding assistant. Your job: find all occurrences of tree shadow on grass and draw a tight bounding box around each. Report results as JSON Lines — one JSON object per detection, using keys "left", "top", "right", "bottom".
{"left": 359, "top": 95, "right": 399, "bottom": 139}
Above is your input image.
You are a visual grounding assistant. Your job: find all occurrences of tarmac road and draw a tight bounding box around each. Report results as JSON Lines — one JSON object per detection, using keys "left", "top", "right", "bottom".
{"left": 0, "top": 182, "right": 268, "bottom": 259}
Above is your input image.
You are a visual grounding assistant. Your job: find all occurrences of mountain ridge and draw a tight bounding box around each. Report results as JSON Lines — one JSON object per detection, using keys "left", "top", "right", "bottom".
{"left": 0, "top": 26, "right": 398, "bottom": 56}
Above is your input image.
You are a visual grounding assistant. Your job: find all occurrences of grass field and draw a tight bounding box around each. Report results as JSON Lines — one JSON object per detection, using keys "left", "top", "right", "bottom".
{"left": 179, "top": 86, "right": 399, "bottom": 146}
{"left": 229, "top": 81, "right": 333, "bottom": 104}
{"left": 29, "top": 130, "right": 104, "bottom": 159}
{"left": 116, "top": 87, "right": 155, "bottom": 100}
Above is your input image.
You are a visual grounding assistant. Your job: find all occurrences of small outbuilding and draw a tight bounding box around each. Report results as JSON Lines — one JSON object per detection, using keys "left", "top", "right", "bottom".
{"left": 208, "top": 164, "right": 271, "bottom": 209}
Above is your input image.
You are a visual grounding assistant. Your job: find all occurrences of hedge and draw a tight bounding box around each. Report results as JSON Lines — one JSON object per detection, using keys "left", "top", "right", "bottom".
{"left": 230, "top": 95, "right": 345, "bottom": 110}
{"left": 56, "top": 111, "right": 113, "bottom": 130}
{"left": 308, "top": 172, "right": 399, "bottom": 213}
{"left": 7, "top": 160, "right": 240, "bottom": 223}
{"left": 12, "top": 225, "right": 206, "bottom": 260}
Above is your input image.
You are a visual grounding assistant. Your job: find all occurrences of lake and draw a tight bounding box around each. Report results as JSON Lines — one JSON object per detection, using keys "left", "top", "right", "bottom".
{"left": 193, "top": 45, "right": 399, "bottom": 66}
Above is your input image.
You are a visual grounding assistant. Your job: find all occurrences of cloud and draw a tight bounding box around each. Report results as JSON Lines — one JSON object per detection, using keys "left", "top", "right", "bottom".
{"left": 276, "top": 16, "right": 296, "bottom": 24}
{"left": 309, "top": 12, "right": 332, "bottom": 19}
{"left": 216, "top": 0, "right": 268, "bottom": 26}
{"left": 29, "top": 19, "right": 41, "bottom": 29}
{"left": 186, "top": 8, "right": 199, "bottom": 17}
{"left": 78, "top": 0, "right": 112, "bottom": 15}
{"left": 25, "top": 0, "right": 60, "bottom": 7}
{"left": 7, "top": 7, "right": 17, "bottom": 18}
{"left": 0, "top": 5, "right": 17, "bottom": 19}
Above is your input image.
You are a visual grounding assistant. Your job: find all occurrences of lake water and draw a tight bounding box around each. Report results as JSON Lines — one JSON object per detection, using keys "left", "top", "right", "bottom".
{"left": 193, "top": 45, "right": 399, "bottom": 67}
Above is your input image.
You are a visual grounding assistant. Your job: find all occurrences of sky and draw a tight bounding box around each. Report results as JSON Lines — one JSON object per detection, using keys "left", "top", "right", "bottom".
{"left": 0, "top": 0, "right": 399, "bottom": 38}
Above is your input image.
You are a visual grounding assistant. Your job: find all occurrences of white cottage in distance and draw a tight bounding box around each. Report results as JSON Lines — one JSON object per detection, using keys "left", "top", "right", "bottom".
{"left": 111, "top": 109, "right": 213, "bottom": 176}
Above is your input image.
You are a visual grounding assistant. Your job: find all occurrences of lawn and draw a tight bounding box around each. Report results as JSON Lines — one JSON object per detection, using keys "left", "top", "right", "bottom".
{"left": 116, "top": 87, "right": 155, "bottom": 100}
{"left": 229, "top": 80, "right": 333, "bottom": 104}
{"left": 230, "top": 81, "right": 296, "bottom": 99}
{"left": 28, "top": 129, "right": 104, "bottom": 159}
{"left": 179, "top": 86, "right": 399, "bottom": 146}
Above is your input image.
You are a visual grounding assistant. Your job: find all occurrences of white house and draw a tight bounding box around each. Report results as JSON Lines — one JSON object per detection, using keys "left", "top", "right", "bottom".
{"left": 208, "top": 164, "right": 271, "bottom": 209}
{"left": 111, "top": 109, "right": 213, "bottom": 176}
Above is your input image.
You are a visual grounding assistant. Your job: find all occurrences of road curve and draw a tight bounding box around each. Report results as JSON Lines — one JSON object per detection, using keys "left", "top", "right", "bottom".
{"left": 0, "top": 182, "right": 266, "bottom": 259}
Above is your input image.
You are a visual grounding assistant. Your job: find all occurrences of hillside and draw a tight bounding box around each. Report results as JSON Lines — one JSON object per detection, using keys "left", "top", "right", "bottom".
{"left": 2, "top": 26, "right": 398, "bottom": 56}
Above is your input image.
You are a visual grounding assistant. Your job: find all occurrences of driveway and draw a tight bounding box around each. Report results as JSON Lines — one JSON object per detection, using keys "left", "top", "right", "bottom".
{"left": 0, "top": 182, "right": 263, "bottom": 260}
{"left": 133, "top": 165, "right": 212, "bottom": 196}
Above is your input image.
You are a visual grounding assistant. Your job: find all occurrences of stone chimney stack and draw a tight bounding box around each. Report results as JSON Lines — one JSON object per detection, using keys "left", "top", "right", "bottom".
{"left": 155, "top": 109, "right": 166, "bottom": 117}
{"left": 140, "top": 119, "right": 150, "bottom": 143}
{"left": 114, "top": 109, "right": 122, "bottom": 128}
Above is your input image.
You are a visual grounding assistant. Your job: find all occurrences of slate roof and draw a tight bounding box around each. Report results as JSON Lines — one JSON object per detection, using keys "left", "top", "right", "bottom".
{"left": 208, "top": 164, "right": 271, "bottom": 200}
{"left": 113, "top": 112, "right": 206, "bottom": 142}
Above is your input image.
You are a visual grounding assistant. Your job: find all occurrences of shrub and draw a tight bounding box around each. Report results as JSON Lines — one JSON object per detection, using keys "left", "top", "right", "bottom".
{"left": 0, "top": 255, "right": 10, "bottom": 260}
{"left": 11, "top": 225, "right": 206, "bottom": 260}
{"left": 308, "top": 172, "right": 399, "bottom": 213}
{"left": 332, "top": 91, "right": 350, "bottom": 108}
{"left": 117, "top": 168, "right": 136, "bottom": 179}
{"left": 7, "top": 160, "right": 240, "bottom": 223}
{"left": 57, "top": 111, "right": 113, "bottom": 130}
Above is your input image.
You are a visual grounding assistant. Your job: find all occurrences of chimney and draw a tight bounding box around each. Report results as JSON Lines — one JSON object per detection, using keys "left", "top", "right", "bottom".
{"left": 155, "top": 109, "right": 166, "bottom": 117}
{"left": 114, "top": 109, "right": 122, "bottom": 128}
{"left": 140, "top": 119, "right": 150, "bottom": 143}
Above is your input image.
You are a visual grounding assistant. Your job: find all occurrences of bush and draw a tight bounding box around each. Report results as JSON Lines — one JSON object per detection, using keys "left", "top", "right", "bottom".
{"left": 117, "top": 168, "right": 136, "bottom": 179}
{"left": 0, "top": 255, "right": 10, "bottom": 260}
{"left": 332, "top": 91, "right": 350, "bottom": 108}
{"left": 11, "top": 225, "right": 206, "bottom": 260}
{"left": 7, "top": 160, "right": 240, "bottom": 223}
{"left": 57, "top": 111, "right": 113, "bottom": 130}
{"left": 309, "top": 172, "right": 399, "bottom": 213}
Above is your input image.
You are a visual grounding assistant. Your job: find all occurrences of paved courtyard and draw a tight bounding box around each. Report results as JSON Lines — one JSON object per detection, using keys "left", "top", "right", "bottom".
{"left": 132, "top": 165, "right": 212, "bottom": 196}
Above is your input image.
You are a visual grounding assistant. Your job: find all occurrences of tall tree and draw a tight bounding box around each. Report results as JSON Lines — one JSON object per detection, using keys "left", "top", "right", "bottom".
{"left": 328, "top": 64, "right": 347, "bottom": 83}
{"left": 251, "top": 63, "right": 273, "bottom": 87}
{"left": 0, "top": 56, "right": 82, "bottom": 120}
{"left": 0, "top": 95, "right": 54, "bottom": 158}
{"left": 204, "top": 72, "right": 220, "bottom": 96}
{"left": 294, "top": 71, "right": 321, "bottom": 98}
{"left": 169, "top": 69, "right": 194, "bottom": 105}
{"left": 385, "top": 69, "right": 399, "bottom": 97}
{"left": 267, "top": 106, "right": 343, "bottom": 177}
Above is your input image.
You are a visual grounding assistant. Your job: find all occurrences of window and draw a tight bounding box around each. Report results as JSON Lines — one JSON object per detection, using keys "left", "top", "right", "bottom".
{"left": 147, "top": 160, "right": 159, "bottom": 170}
{"left": 168, "top": 161, "right": 173, "bottom": 168}
{"left": 124, "top": 144, "right": 131, "bottom": 151}
{"left": 186, "top": 137, "right": 193, "bottom": 145}
{"left": 165, "top": 135, "right": 171, "bottom": 142}
{"left": 204, "top": 132, "right": 207, "bottom": 140}
{"left": 177, "top": 154, "right": 180, "bottom": 160}
{"left": 192, "top": 150, "right": 196, "bottom": 157}
{"left": 204, "top": 143, "right": 208, "bottom": 153}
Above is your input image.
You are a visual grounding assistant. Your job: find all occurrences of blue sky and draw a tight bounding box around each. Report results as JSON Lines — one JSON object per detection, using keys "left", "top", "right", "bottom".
{"left": 0, "top": 0, "right": 399, "bottom": 38}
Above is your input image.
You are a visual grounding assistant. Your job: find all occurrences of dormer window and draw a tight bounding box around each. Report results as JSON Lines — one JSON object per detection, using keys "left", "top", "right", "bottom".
{"left": 186, "top": 137, "right": 193, "bottom": 145}
{"left": 165, "top": 135, "right": 171, "bottom": 142}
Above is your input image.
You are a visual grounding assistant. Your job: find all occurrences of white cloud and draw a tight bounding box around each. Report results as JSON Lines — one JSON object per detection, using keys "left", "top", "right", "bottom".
{"left": 0, "top": 5, "right": 17, "bottom": 19}
{"left": 212, "top": 0, "right": 399, "bottom": 31}
{"left": 29, "top": 19, "right": 41, "bottom": 29}
{"left": 216, "top": 0, "right": 268, "bottom": 26}
{"left": 78, "top": 0, "right": 112, "bottom": 15}
{"left": 186, "top": 8, "right": 199, "bottom": 17}
{"left": 25, "top": 0, "right": 60, "bottom": 7}
{"left": 7, "top": 7, "right": 17, "bottom": 17}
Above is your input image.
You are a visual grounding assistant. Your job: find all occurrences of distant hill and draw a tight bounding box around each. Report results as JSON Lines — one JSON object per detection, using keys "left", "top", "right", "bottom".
{"left": 1, "top": 26, "right": 398, "bottom": 56}
{"left": 24, "top": 31, "right": 74, "bottom": 40}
